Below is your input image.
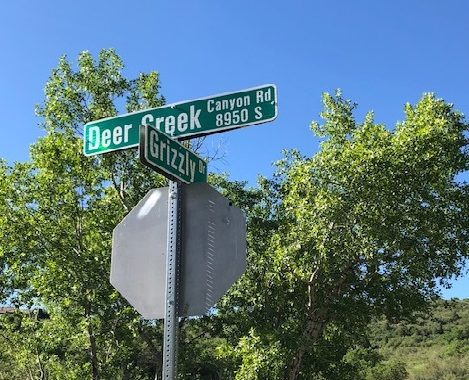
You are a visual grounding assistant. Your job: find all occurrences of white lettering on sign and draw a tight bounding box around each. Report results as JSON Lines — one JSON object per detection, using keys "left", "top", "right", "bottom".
{"left": 189, "top": 106, "right": 202, "bottom": 130}
{"left": 148, "top": 129, "right": 203, "bottom": 182}
{"left": 149, "top": 129, "right": 159, "bottom": 158}
{"left": 102, "top": 129, "right": 112, "bottom": 147}
{"left": 166, "top": 116, "right": 176, "bottom": 135}
{"left": 141, "top": 114, "right": 154, "bottom": 127}
{"left": 190, "top": 160, "right": 196, "bottom": 181}
{"left": 256, "top": 88, "right": 272, "bottom": 103}
{"left": 215, "top": 109, "right": 249, "bottom": 127}
{"left": 206, "top": 95, "right": 251, "bottom": 112}
{"left": 177, "top": 113, "right": 189, "bottom": 132}
{"left": 156, "top": 117, "right": 164, "bottom": 131}
{"left": 170, "top": 148, "right": 178, "bottom": 170}
{"left": 254, "top": 106, "right": 263, "bottom": 120}
{"left": 140, "top": 106, "right": 201, "bottom": 136}
{"left": 87, "top": 124, "right": 133, "bottom": 151}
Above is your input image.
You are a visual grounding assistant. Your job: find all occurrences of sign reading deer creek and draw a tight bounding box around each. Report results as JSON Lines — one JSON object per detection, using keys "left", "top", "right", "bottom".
{"left": 83, "top": 84, "right": 278, "bottom": 156}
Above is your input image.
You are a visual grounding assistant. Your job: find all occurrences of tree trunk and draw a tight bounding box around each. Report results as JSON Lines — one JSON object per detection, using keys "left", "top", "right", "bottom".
{"left": 285, "top": 260, "right": 356, "bottom": 380}
{"left": 86, "top": 311, "right": 100, "bottom": 380}
{"left": 285, "top": 308, "right": 327, "bottom": 380}
{"left": 36, "top": 349, "right": 46, "bottom": 380}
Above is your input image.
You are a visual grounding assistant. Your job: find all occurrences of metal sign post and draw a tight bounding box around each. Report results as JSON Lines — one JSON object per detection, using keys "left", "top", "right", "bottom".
{"left": 161, "top": 180, "right": 182, "bottom": 380}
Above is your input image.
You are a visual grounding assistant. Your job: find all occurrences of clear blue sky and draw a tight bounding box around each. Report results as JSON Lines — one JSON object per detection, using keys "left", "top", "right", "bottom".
{"left": 0, "top": 0, "right": 467, "bottom": 298}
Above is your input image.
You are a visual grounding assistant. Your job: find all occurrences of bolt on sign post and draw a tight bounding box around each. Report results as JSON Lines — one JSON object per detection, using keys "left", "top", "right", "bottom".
{"left": 83, "top": 84, "right": 277, "bottom": 156}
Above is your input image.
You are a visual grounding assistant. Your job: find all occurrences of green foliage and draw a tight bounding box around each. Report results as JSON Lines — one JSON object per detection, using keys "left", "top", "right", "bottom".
{"left": 367, "top": 299, "right": 469, "bottom": 380}
{"left": 217, "top": 91, "right": 468, "bottom": 379}
{"left": 1, "top": 48, "right": 467, "bottom": 380}
{"left": 0, "top": 49, "right": 167, "bottom": 379}
{"left": 364, "top": 361, "right": 407, "bottom": 380}
{"left": 216, "top": 328, "right": 285, "bottom": 380}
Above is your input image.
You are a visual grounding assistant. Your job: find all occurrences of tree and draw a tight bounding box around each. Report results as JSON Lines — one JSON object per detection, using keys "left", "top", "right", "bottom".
{"left": 217, "top": 91, "right": 468, "bottom": 380}
{"left": 0, "top": 48, "right": 252, "bottom": 380}
{"left": 0, "top": 49, "right": 167, "bottom": 379}
{"left": 1, "top": 48, "right": 467, "bottom": 380}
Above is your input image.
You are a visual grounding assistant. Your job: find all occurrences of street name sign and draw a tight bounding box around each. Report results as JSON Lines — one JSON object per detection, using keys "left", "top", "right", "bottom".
{"left": 139, "top": 124, "right": 207, "bottom": 183}
{"left": 83, "top": 84, "right": 278, "bottom": 156}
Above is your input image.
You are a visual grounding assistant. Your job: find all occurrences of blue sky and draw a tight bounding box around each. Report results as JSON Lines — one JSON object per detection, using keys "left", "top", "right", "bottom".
{"left": 0, "top": 0, "right": 467, "bottom": 298}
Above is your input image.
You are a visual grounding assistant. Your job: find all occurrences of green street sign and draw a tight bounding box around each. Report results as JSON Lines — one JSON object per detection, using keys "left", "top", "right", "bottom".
{"left": 139, "top": 124, "right": 207, "bottom": 184}
{"left": 83, "top": 84, "right": 278, "bottom": 156}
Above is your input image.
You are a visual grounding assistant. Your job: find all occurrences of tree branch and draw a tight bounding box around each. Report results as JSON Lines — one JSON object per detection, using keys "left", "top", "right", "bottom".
{"left": 110, "top": 172, "right": 130, "bottom": 213}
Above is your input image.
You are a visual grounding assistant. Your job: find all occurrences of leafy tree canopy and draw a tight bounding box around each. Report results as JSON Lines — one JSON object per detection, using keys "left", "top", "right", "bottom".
{"left": 0, "top": 49, "right": 168, "bottom": 379}
{"left": 0, "top": 49, "right": 467, "bottom": 380}
{"left": 217, "top": 90, "right": 468, "bottom": 380}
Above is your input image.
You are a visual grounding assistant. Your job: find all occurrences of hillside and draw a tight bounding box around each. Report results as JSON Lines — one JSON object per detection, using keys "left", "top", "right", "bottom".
{"left": 368, "top": 298, "right": 469, "bottom": 380}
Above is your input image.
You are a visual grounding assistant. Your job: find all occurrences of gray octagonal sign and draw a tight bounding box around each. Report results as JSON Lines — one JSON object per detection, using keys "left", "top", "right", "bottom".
{"left": 110, "top": 187, "right": 168, "bottom": 319}
{"left": 110, "top": 184, "right": 246, "bottom": 320}
{"left": 179, "top": 183, "right": 246, "bottom": 317}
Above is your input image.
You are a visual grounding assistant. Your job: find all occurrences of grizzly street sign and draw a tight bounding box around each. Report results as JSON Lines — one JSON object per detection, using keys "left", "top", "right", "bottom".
{"left": 139, "top": 124, "right": 207, "bottom": 183}
{"left": 83, "top": 84, "right": 278, "bottom": 156}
